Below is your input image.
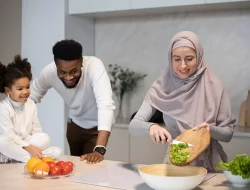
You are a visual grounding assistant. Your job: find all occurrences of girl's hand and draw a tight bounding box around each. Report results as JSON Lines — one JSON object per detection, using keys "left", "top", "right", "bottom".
{"left": 193, "top": 122, "right": 210, "bottom": 132}
{"left": 149, "top": 124, "right": 172, "bottom": 144}
{"left": 24, "top": 145, "right": 43, "bottom": 159}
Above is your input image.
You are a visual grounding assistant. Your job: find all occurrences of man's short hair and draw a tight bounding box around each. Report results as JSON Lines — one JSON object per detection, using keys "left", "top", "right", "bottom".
{"left": 53, "top": 39, "right": 82, "bottom": 61}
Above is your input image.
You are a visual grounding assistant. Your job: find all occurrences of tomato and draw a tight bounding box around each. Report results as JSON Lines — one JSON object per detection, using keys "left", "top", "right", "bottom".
{"left": 64, "top": 161, "right": 74, "bottom": 168}
{"left": 47, "top": 161, "right": 56, "bottom": 168}
{"left": 61, "top": 165, "right": 73, "bottom": 175}
{"left": 56, "top": 161, "right": 65, "bottom": 168}
{"left": 49, "top": 165, "right": 61, "bottom": 176}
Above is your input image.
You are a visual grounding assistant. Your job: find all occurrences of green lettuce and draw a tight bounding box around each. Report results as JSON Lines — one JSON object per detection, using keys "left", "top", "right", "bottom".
{"left": 215, "top": 154, "right": 250, "bottom": 179}
{"left": 170, "top": 143, "right": 191, "bottom": 165}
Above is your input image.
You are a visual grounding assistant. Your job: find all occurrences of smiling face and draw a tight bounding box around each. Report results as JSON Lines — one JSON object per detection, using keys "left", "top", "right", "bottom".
{"left": 5, "top": 77, "right": 30, "bottom": 103}
{"left": 171, "top": 47, "right": 197, "bottom": 79}
{"left": 55, "top": 58, "right": 82, "bottom": 88}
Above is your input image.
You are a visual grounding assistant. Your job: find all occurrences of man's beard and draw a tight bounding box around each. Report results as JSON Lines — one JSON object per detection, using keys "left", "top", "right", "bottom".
{"left": 60, "top": 73, "right": 81, "bottom": 89}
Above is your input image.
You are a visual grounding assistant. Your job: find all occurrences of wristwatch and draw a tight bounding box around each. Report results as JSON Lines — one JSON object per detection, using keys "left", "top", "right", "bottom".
{"left": 93, "top": 145, "right": 106, "bottom": 155}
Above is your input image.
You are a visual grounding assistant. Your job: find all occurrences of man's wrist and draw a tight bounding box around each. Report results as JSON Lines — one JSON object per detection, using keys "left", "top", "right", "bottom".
{"left": 93, "top": 145, "right": 106, "bottom": 155}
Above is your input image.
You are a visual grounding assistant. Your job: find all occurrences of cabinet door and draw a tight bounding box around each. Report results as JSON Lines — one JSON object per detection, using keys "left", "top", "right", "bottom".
{"left": 130, "top": 135, "right": 168, "bottom": 164}
{"left": 206, "top": 0, "right": 248, "bottom": 3}
{"left": 69, "top": 0, "right": 131, "bottom": 14}
{"left": 131, "top": 0, "right": 204, "bottom": 9}
{"left": 105, "top": 128, "right": 130, "bottom": 163}
{"left": 221, "top": 136, "right": 250, "bottom": 161}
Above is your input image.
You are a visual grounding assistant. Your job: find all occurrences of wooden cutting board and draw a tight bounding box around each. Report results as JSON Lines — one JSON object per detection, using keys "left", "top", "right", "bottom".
{"left": 170, "top": 128, "right": 210, "bottom": 166}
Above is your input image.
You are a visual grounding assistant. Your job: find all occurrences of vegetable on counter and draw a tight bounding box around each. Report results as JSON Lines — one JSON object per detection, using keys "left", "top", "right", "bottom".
{"left": 170, "top": 142, "right": 191, "bottom": 165}
{"left": 215, "top": 154, "right": 250, "bottom": 179}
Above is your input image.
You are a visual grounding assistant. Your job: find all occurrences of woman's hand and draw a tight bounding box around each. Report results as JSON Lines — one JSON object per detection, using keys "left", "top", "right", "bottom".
{"left": 23, "top": 145, "right": 43, "bottom": 159}
{"left": 193, "top": 122, "right": 210, "bottom": 132}
{"left": 149, "top": 124, "right": 172, "bottom": 144}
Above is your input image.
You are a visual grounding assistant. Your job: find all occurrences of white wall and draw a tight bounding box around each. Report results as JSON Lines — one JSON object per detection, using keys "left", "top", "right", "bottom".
{"left": 95, "top": 9, "right": 250, "bottom": 122}
{"left": 22, "top": 0, "right": 66, "bottom": 151}
{"left": 0, "top": 0, "right": 21, "bottom": 101}
{"left": 22, "top": 0, "right": 95, "bottom": 154}
{"left": 0, "top": 0, "right": 22, "bottom": 65}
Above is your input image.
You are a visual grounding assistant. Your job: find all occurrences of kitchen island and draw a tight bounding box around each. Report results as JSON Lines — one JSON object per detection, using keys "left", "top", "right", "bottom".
{"left": 0, "top": 155, "right": 249, "bottom": 190}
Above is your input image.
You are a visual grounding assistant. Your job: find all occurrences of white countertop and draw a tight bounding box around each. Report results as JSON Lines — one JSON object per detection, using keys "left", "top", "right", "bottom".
{"left": 0, "top": 155, "right": 249, "bottom": 190}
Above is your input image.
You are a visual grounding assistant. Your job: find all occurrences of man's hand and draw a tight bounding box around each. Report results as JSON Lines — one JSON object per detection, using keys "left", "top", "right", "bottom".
{"left": 193, "top": 122, "right": 210, "bottom": 132}
{"left": 79, "top": 130, "right": 109, "bottom": 164}
{"left": 80, "top": 151, "right": 104, "bottom": 164}
{"left": 23, "top": 145, "right": 43, "bottom": 159}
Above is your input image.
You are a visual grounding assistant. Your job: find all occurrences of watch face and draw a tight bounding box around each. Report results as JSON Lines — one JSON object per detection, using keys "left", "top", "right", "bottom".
{"left": 95, "top": 147, "right": 106, "bottom": 155}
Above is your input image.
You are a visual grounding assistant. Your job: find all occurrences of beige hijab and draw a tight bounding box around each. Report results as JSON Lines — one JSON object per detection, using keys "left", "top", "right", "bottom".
{"left": 145, "top": 31, "right": 235, "bottom": 172}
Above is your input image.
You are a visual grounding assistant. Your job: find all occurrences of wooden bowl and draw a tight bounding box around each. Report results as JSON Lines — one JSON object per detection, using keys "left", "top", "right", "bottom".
{"left": 138, "top": 164, "right": 207, "bottom": 190}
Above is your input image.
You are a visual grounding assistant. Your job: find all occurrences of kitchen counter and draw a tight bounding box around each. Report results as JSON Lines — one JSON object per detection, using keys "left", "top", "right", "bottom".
{"left": 233, "top": 126, "right": 250, "bottom": 137}
{"left": 0, "top": 155, "right": 249, "bottom": 190}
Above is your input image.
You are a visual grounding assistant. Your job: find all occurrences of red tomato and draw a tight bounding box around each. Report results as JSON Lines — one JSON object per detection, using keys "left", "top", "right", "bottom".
{"left": 61, "top": 165, "right": 73, "bottom": 175}
{"left": 64, "top": 161, "right": 74, "bottom": 168}
{"left": 47, "top": 161, "right": 56, "bottom": 168}
{"left": 49, "top": 165, "right": 61, "bottom": 176}
{"left": 56, "top": 161, "right": 65, "bottom": 168}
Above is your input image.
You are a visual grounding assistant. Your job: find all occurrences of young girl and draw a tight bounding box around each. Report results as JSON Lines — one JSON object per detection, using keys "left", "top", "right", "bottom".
{"left": 0, "top": 55, "right": 62, "bottom": 163}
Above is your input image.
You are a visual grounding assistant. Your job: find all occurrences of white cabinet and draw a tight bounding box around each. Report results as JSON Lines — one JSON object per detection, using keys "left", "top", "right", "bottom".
{"left": 105, "top": 127, "right": 130, "bottom": 163}
{"left": 221, "top": 136, "right": 250, "bottom": 161}
{"left": 69, "top": 0, "right": 250, "bottom": 16}
{"left": 130, "top": 135, "right": 168, "bottom": 164}
{"left": 131, "top": 0, "right": 204, "bottom": 9}
{"left": 106, "top": 125, "right": 250, "bottom": 164}
{"left": 106, "top": 125, "right": 169, "bottom": 164}
{"left": 69, "top": 0, "right": 131, "bottom": 14}
{"left": 205, "top": 0, "right": 249, "bottom": 3}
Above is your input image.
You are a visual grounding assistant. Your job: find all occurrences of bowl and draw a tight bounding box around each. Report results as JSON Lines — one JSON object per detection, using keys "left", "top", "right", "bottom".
{"left": 138, "top": 164, "right": 207, "bottom": 190}
{"left": 23, "top": 164, "right": 75, "bottom": 179}
{"left": 224, "top": 171, "right": 250, "bottom": 187}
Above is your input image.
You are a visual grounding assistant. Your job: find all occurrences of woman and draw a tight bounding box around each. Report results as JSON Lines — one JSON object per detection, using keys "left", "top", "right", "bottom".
{"left": 129, "top": 31, "right": 235, "bottom": 172}
{"left": 0, "top": 55, "right": 62, "bottom": 163}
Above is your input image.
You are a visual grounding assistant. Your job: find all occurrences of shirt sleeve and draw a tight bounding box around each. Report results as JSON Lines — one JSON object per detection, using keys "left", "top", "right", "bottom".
{"left": 30, "top": 64, "right": 52, "bottom": 103}
{"left": 90, "top": 58, "right": 115, "bottom": 132}
{"left": 0, "top": 108, "right": 30, "bottom": 147}
{"left": 129, "top": 100, "right": 157, "bottom": 136}
{"left": 210, "top": 89, "right": 236, "bottom": 142}
{"left": 31, "top": 101, "right": 43, "bottom": 134}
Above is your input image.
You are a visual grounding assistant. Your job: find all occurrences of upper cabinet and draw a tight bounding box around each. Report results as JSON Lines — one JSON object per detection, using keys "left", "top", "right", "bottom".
{"left": 131, "top": 0, "right": 204, "bottom": 9}
{"left": 69, "top": 0, "right": 131, "bottom": 14}
{"left": 68, "top": 0, "right": 250, "bottom": 16}
{"left": 205, "top": 0, "right": 248, "bottom": 3}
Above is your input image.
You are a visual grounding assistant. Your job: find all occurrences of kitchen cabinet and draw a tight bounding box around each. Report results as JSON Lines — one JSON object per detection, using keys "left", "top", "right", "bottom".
{"left": 68, "top": 0, "right": 250, "bottom": 17}
{"left": 69, "top": 0, "right": 131, "bottom": 14}
{"left": 221, "top": 136, "right": 250, "bottom": 161}
{"left": 130, "top": 134, "right": 168, "bottom": 164}
{"left": 205, "top": 0, "right": 249, "bottom": 3}
{"left": 105, "top": 125, "right": 168, "bottom": 164}
{"left": 105, "top": 127, "right": 130, "bottom": 163}
{"left": 131, "top": 0, "right": 204, "bottom": 9}
{"left": 106, "top": 124, "right": 250, "bottom": 164}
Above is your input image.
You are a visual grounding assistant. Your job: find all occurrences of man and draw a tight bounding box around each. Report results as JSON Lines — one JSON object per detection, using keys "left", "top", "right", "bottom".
{"left": 30, "top": 39, "right": 115, "bottom": 164}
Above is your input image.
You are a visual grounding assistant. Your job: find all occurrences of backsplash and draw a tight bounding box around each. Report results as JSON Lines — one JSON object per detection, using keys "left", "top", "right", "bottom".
{"left": 95, "top": 9, "right": 250, "bottom": 122}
